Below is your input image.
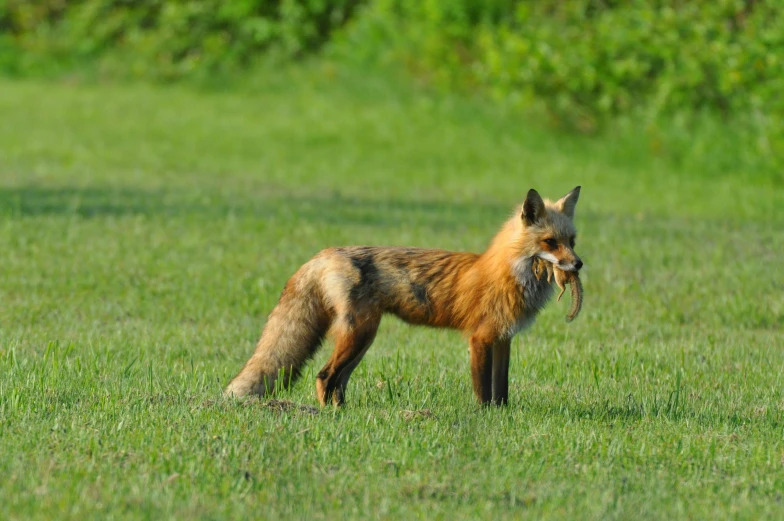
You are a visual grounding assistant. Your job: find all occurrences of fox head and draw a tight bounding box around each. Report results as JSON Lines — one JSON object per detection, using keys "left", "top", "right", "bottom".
{"left": 521, "top": 186, "right": 583, "bottom": 272}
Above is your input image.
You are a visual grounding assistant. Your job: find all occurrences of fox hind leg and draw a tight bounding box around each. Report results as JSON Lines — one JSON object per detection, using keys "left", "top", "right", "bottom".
{"left": 316, "top": 312, "right": 381, "bottom": 407}
{"left": 332, "top": 331, "right": 377, "bottom": 406}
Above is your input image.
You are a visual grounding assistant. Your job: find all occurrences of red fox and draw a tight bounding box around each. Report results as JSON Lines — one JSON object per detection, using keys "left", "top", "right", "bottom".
{"left": 225, "top": 187, "right": 582, "bottom": 406}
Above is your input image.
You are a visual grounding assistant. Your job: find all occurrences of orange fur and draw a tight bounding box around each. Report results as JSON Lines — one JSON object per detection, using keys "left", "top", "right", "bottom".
{"left": 225, "top": 187, "right": 583, "bottom": 406}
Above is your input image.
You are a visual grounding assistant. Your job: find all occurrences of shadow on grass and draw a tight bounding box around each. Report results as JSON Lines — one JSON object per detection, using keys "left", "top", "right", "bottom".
{"left": 533, "top": 394, "right": 782, "bottom": 429}
{"left": 0, "top": 184, "right": 510, "bottom": 231}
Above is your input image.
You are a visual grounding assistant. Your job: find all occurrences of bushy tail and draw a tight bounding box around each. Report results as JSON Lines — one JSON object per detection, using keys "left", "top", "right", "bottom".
{"left": 224, "top": 279, "right": 329, "bottom": 398}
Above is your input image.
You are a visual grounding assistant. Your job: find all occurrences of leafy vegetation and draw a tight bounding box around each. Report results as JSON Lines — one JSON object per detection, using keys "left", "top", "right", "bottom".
{"left": 1, "top": 66, "right": 782, "bottom": 519}
{"left": 351, "top": 1, "right": 782, "bottom": 117}
{"left": 0, "top": 0, "right": 362, "bottom": 78}
{"left": 342, "top": 0, "right": 783, "bottom": 172}
{"left": 2, "top": 1, "right": 781, "bottom": 174}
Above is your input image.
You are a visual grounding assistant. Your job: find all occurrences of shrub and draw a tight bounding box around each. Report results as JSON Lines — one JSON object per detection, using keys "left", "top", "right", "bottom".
{"left": 347, "top": 0, "right": 782, "bottom": 123}
{"left": 338, "top": 0, "right": 782, "bottom": 175}
{"left": 0, "top": 0, "right": 365, "bottom": 79}
{"left": 1, "top": 0, "right": 781, "bottom": 175}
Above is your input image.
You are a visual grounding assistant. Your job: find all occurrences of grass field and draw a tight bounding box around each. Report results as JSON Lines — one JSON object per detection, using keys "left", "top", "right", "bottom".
{"left": 1, "top": 64, "right": 783, "bottom": 520}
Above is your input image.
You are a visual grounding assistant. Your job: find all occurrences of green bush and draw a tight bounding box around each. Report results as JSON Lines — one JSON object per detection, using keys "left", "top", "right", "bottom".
{"left": 1, "top": 0, "right": 781, "bottom": 174}
{"left": 347, "top": 0, "right": 782, "bottom": 123}
{"left": 337, "top": 0, "right": 782, "bottom": 175}
{"left": 0, "top": 0, "right": 364, "bottom": 79}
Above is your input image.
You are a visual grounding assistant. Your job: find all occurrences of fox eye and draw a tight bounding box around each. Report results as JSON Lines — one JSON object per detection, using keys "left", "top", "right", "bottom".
{"left": 569, "top": 237, "right": 576, "bottom": 248}
{"left": 544, "top": 238, "right": 558, "bottom": 249}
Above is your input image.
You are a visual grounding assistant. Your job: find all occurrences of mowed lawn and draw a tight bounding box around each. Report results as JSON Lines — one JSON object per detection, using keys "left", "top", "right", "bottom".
{"left": 1, "top": 66, "right": 783, "bottom": 520}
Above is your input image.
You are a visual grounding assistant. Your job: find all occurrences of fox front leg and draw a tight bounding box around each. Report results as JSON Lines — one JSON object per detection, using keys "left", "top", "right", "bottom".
{"left": 469, "top": 324, "right": 510, "bottom": 406}
{"left": 468, "top": 328, "right": 497, "bottom": 405}
{"left": 491, "top": 339, "right": 511, "bottom": 405}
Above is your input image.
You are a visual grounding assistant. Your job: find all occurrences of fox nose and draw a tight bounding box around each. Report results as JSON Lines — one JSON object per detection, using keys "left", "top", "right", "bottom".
{"left": 575, "top": 259, "right": 583, "bottom": 271}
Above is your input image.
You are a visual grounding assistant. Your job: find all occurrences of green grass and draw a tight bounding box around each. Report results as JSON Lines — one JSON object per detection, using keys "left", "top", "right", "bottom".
{"left": 1, "top": 64, "right": 783, "bottom": 520}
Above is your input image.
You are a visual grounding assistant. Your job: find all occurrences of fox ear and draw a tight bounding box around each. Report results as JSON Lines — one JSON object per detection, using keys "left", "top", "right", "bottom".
{"left": 522, "top": 189, "right": 546, "bottom": 226}
{"left": 555, "top": 186, "right": 581, "bottom": 219}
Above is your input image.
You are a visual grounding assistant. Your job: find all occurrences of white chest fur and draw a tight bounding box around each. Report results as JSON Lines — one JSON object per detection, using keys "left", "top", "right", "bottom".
{"left": 508, "top": 256, "right": 554, "bottom": 336}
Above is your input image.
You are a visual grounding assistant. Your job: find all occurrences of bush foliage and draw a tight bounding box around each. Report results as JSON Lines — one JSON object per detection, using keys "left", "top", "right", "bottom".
{"left": 0, "top": 0, "right": 363, "bottom": 78}
{"left": 2, "top": 0, "right": 781, "bottom": 117}
{"left": 0, "top": 0, "right": 781, "bottom": 171}
{"left": 348, "top": 1, "right": 782, "bottom": 127}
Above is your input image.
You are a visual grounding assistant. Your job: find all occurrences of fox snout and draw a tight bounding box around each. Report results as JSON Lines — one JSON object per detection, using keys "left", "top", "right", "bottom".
{"left": 559, "top": 255, "right": 583, "bottom": 272}
{"left": 537, "top": 241, "right": 583, "bottom": 272}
